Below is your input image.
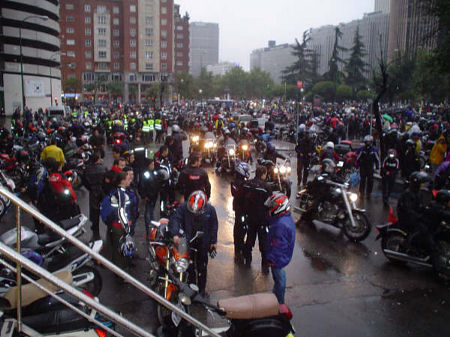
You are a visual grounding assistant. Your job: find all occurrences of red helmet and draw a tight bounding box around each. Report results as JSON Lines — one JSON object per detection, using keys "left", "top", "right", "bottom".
{"left": 264, "top": 193, "right": 290, "bottom": 217}
{"left": 187, "top": 190, "right": 207, "bottom": 215}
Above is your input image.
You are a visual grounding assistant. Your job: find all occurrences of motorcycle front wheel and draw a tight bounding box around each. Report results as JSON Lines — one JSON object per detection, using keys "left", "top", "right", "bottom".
{"left": 342, "top": 211, "right": 371, "bottom": 242}
{"left": 381, "top": 232, "right": 408, "bottom": 265}
{"left": 72, "top": 265, "right": 102, "bottom": 296}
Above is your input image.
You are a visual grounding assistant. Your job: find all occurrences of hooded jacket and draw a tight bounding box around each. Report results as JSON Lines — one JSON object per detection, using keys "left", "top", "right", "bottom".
{"left": 266, "top": 213, "right": 296, "bottom": 269}
{"left": 430, "top": 135, "right": 447, "bottom": 166}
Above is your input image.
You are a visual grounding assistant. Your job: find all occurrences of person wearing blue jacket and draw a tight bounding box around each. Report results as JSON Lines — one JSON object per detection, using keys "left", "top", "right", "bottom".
{"left": 169, "top": 190, "right": 218, "bottom": 296}
{"left": 264, "top": 193, "right": 296, "bottom": 304}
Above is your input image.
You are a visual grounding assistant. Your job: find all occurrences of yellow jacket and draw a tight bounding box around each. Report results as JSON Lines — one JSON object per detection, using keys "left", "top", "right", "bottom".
{"left": 41, "top": 145, "right": 65, "bottom": 167}
{"left": 430, "top": 135, "right": 447, "bottom": 165}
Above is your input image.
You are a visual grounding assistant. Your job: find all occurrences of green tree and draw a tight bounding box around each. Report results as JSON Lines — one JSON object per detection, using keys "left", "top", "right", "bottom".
{"left": 195, "top": 68, "right": 216, "bottom": 98}
{"left": 174, "top": 72, "right": 195, "bottom": 99}
{"left": 312, "top": 81, "right": 336, "bottom": 101}
{"left": 106, "top": 81, "right": 123, "bottom": 98}
{"left": 345, "top": 26, "right": 368, "bottom": 93}
{"left": 282, "top": 30, "right": 313, "bottom": 87}
{"left": 221, "top": 66, "right": 248, "bottom": 98}
{"left": 336, "top": 84, "right": 353, "bottom": 101}
{"left": 356, "top": 90, "right": 374, "bottom": 102}
{"left": 63, "top": 78, "right": 82, "bottom": 94}
{"left": 323, "top": 27, "right": 346, "bottom": 83}
{"left": 144, "top": 84, "right": 160, "bottom": 106}
{"left": 247, "top": 68, "right": 274, "bottom": 98}
{"left": 84, "top": 77, "right": 107, "bottom": 103}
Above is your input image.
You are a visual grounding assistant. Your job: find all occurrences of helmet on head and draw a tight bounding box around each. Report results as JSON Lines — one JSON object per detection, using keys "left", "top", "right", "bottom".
{"left": 224, "top": 129, "right": 231, "bottom": 136}
{"left": 172, "top": 124, "right": 181, "bottom": 133}
{"left": 387, "top": 148, "right": 397, "bottom": 158}
{"left": 409, "top": 171, "right": 430, "bottom": 191}
{"left": 187, "top": 190, "right": 207, "bottom": 215}
{"left": 264, "top": 192, "right": 290, "bottom": 217}
{"left": 406, "top": 139, "right": 415, "bottom": 147}
{"left": 322, "top": 158, "right": 336, "bottom": 174}
{"left": 299, "top": 124, "right": 306, "bottom": 131}
{"left": 325, "top": 141, "right": 334, "bottom": 150}
{"left": 363, "top": 135, "right": 373, "bottom": 144}
{"left": 235, "top": 161, "right": 251, "bottom": 179}
{"left": 242, "top": 127, "right": 249, "bottom": 134}
{"left": 119, "top": 234, "right": 136, "bottom": 257}
{"left": 267, "top": 142, "right": 275, "bottom": 150}
{"left": 155, "top": 169, "right": 170, "bottom": 182}
{"left": 436, "top": 190, "right": 450, "bottom": 205}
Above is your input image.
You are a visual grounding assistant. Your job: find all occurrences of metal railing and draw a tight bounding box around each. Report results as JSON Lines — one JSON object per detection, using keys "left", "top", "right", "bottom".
{"left": 0, "top": 187, "right": 220, "bottom": 337}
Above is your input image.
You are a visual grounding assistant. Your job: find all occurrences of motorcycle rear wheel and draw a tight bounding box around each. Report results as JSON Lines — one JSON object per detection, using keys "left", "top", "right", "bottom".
{"left": 342, "top": 211, "right": 371, "bottom": 242}
{"left": 73, "top": 265, "right": 102, "bottom": 296}
{"left": 381, "top": 232, "right": 408, "bottom": 265}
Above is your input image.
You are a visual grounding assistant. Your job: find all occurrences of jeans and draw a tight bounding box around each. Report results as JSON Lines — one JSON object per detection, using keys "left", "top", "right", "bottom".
{"left": 271, "top": 267, "right": 286, "bottom": 304}
{"left": 359, "top": 169, "right": 374, "bottom": 196}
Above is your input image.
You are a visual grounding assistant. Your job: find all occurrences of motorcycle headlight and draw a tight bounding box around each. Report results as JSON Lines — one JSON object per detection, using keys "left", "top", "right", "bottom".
{"left": 192, "top": 136, "right": 199, "bottom": 142}
{"left": 242, "top": 144, "right": 248, "bottom": 151}
{"left": 274, "top": 167, "right": 279, "bottom": 174}
{"left": 228, "top": 149, "right": 235, "bottom": 155}
{"left": 205, "top": 141, "right": 213, "bottom": 149}
{"left": 279, "top": 166, "right": 286, "bottom": 174}
{"left": 175, "top": 258, "right": 189, "bottom": 273}
{"left": 335, "top": 188, "right": 342, "bottom": 194}
{"left": 349, "top": 192, "right": 358, "bottom": 202}
{"left": 213, "top": 143, "right": 217, "bottom": 148}
{"left": 287, "top": 166, "right": 292, "bottom": 173}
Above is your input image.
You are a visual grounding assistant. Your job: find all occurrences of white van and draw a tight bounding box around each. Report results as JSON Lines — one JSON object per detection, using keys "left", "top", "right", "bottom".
{"left": 46, "top": 105, "right": 70, "bottom": 120}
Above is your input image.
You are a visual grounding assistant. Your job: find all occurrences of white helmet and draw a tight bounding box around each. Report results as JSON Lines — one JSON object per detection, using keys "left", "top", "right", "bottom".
{"left": 172, "top": 125, "right": 181, "bottom": 133}
{"left": 326, "top": 141, "right": 334, "bottom": 150}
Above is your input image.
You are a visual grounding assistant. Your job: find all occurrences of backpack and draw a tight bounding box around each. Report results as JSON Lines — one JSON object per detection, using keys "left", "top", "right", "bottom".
{"left": 48, "top": 172, "right": 76, "bottom": 204}
{"left": 100, "top": 192, "right": 115, "bottom": 224}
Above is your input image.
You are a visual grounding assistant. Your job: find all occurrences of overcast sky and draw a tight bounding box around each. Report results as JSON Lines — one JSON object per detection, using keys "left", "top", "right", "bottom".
{"left": 175, "top": 0, "right": 375, "bottom": 70}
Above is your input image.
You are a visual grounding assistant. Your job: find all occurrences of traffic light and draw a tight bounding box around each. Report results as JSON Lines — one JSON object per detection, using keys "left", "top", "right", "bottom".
{"left": 54, "top": 97, "right": 58, "bottom": 105}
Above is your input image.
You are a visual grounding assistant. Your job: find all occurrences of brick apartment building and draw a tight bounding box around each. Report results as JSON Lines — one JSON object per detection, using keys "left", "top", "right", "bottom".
{"left": 59, "top": 0, "right": 189, "bottom": 103}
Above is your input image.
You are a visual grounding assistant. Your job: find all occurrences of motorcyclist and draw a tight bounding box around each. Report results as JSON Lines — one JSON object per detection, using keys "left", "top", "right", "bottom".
{"left": 403, "top": 139, "right": 421, "bottom": 180}
{"left": 295, "top": 131, "right": 315, "bottom": 188}
{"left": 230, "top": 161, "right": 251, "bottom": 264}
{"left": 381, "top": 149, "right": 399, "bottom": 206}
{"left": 170, "top": 124, "right": 187, "bottom": 164}
{"left": 397, "top": 171, "right": 433, "bottom": 252}
{"left": 139, "top": 159, "right": 161, "bottom": 239}
{"left": 176, "top": 152, "right": 211, "bottom": 200}
{"left": 320, "top": 141, "right": 339, "bottom": 162}
{"left": 356, "top": 135, "right": 380, "bottom": 198}
{"left": 263, "top": 142, "right": 286, "bottom": 164}
{"left": 169, "top": 190, "right": 218, "bottom": 296}
{"left": 215, "top": 129, "right": 236, "bottom": 172}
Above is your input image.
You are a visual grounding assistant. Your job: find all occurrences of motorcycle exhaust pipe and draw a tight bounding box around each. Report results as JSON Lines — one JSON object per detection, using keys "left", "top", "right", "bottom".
{"left": 383, "top": 249, "right": 432, "bottom": 267}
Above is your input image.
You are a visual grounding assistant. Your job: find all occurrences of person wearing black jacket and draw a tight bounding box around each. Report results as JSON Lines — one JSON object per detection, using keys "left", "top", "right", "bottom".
{"left": 264, "top": 142, "right": 286, "bottom": 164}
{"left": 176, "top": 153, "right": 211, "bottom": 200}
{"left": 381, "top": 149, "right": 399, "bottom": 206}
{"left": 89, "top": 128, "right": 105, "bottom": 158}
{"left": 295, "top": 132, "right": 315, "bottom": 188}
{"left": 139, "top": 159, "right": 160, "bottom": 239}
{"left": 243, "top": 165, "right": 273, "bottom": 271}
{"left": 84, "top": 152, "right": 107, "bottom": 240}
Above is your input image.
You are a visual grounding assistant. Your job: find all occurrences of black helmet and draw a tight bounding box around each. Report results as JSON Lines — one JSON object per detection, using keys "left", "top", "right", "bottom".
{"left": 409, "top": 171, "right": 430, "bottom": 191}
{"left": 155, "top": 169, "right": 170, "bottom": 182}
{"left": 436, "top": 190, "right": 450, "bottom": 205}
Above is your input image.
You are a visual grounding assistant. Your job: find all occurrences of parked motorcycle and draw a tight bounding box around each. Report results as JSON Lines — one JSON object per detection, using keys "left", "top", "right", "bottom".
{"left": 258, "top": 159, "right": 292, "bottom": 197}
{"left": 0, "top": 171, "right": 16, "bottom": 221}
{"left": 295, "top": 176, "right": 371, "bottom": 242}
{"left": 376, "top": 207, "right": 450, "bottom": 280}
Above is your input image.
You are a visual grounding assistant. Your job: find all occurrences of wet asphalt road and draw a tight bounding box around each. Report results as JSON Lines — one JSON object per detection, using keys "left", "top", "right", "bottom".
{"left": 2, "top": 137, "right": 450, "bottom": 337}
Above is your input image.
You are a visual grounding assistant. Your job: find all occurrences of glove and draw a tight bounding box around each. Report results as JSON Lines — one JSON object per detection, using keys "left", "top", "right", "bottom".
{"left": 208, "top": 247, "right": 217, "bottom": 259}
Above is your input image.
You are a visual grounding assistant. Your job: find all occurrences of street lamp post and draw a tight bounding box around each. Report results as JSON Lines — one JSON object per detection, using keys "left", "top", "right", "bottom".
{"left": 199, "top": 89, "right": 203, "bottom": 107}
{"left": 49, "top": 52, "right": 66, "bottom": 106}
{"left": 19, "top": 15, "right": 48, "bottom": 111}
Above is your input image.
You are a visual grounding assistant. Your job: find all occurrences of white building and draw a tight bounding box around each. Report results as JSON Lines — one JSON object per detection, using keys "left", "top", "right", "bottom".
{"left": 0, "top": 0, "right": 61, "bottom": 114}
{"left": 206, "top": 62, "right": 235, "bottom": 76}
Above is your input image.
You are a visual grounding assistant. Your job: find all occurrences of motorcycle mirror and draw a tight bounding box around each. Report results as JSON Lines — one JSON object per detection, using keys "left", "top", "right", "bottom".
{"left": 191, "top": 231, "right": 204, "bottom": 243}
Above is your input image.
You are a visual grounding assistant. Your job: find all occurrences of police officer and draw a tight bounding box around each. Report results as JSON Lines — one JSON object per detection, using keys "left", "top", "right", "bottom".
{"left": 356, "top": 135, "right": 380, "bottom": 198}
{"left": 154, "top": 115, "right": 163, "bottom": 143}
{"left": 176, "top": 153, "right": 211, "bottom": 200}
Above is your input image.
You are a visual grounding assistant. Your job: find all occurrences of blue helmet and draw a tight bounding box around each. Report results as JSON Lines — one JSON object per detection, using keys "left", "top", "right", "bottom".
{"left": 119, "top": 234, "right": 136, "bottom": 257}
{"left": 267, "top": 142, "right": 275, "bottom": 150}
{"left": 235, "top": 160, "right": 251, "bottom": 178}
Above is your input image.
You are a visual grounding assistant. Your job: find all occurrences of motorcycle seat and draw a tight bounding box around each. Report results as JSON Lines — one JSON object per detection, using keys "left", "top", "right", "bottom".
{"left": 2, "top": 270, "right": 72, "bottom": 309}
{"left": 218, "top": 293, "right": 279, "bottom": 320}
{"left": 59, "top": 215, "right": 83, "bottom": 230}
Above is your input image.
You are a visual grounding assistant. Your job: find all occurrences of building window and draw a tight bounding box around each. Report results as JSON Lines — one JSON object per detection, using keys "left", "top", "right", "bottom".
{"left": 68, "top": 74, "right": 76, "bottom": 79}
{"left": 85, "top": 39, "right": 91, "bottom": 47}
{"left": 98, "top": 16, "right": 106, "bottom": 24}
{"left": 65, "top": 4, "right": 74, "bottom": 10}
{"left": 161, "top": 30, "right": 167, "bottom": 38}
{"left": 129, "top": 73, "right": 137, "bottom": 81}
{"left": 66, "top": 27, "right": 74, "bottom": 34}
{"left": 161, "top": 41, "right": 167, "bottom": 48}
{"left": 98, "top": 51, "right": 107, "bottom": 58}
{"left": 145, "top": 28, "right": 153, "bottom": 36}
{"left": 144, "top": 64, "right": 154, "bottom": 71}
{"left": 67, "top": 39, "right": 75, "bottom": 45}
{"left": 161, "top": 63, "right": 167, "bottom": 71}
{"left": 130, "top": 51, "right": 136, "bottom": 58}
{"left": 85, "top": 28, "right": 91, "bottom": 35}
{"left": 67, "top": 51, "right": 75, "bottom": 57}
{"left": 161, "top": 18, "right": 167, "bottom": 26}
{"left": 176, "top": 43, "right": 183, "bottom": 48}
{"left": 112, "top": 73, "right": 122, "bottom": 81}
{"left": 98, "top": 39, "right": 107, "bottom": 47}
{"left": 85, "top": 50, "right": 92, "bottom": 58}
{"left": 130, "top": 5, "right": 136, "bottom": 12}
{"left": 113, "top": 18, "right": 119, "bottom": 25}
{"left": 113, "top": 52, "right": 119, "bottom": 59}
{"left": 177, "top": 34, "right": 183, "bottom": 39}
{"left": 113, "top": 6, "right": 119, "bottom": 14}
{"left": 145, "top": 16, "right": 153, "bottom": 25}
{"left": 130, "top": 63, "right": 136, "bottom": 71}
{"left": 66, "top": 16, "right": 75, "bottom": 22}
{"left": 161, "top": 52, "right": 167, "bottom": 60}
{"left": 176, "top": 26, "right": 183, "bottom": 31}
{"left": 113, "top": 29, "right": 120, "bottom": 37}
{"left": 98, "top": 28, "right": 106, "bottom": 36}
{"left": 84, "top": 4, "right": 90, "bottom": 12}
{"left": 85, "top": 17, "right": 91, "bottom": 24}
{"left": 97, "top": 62, "right": 107, "bottom": 70}
{"left": 97, "top": 6, "right": 106, "bottom": 14}
{"left": 113, "top": 40, "right": 119, "bottom": 48}
{"left": 130, "top": 40, "right": 136, "bottom": 47}
{"left": 177, "top": 52, "right": 183, "bottom": 57}
{"left": 161, "top": 7, "right": 167, "bottom": 14}
{"left": 86, "top": 62, "right": 92, "bottom": 69}
{"left": 130, "top": 17, "right": 136, "bottom": 24}
{"left": 130, "top": 28, "right": 136, "bottom": 37}
{"left": 114, "top": 63, "right": 120, "bottom": 70}
{"left": 83, "top": 72, "right": 94, "bottom": 82}
{"left": 176, "top": 61, "right": 183, "bottom": 66}
{"left": 145, "top": 51, "right": 153, "bottom": 59}
{"left": 162, "top": 0, "right": 167, "bottom": 2}
{"left": 145, "top": 39, "right": 153, "bottom": 47}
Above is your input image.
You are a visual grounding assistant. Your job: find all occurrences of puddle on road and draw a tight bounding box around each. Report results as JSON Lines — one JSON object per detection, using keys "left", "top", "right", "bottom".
{"left": 302, "top": 249, "right": 341, "bottom": 274}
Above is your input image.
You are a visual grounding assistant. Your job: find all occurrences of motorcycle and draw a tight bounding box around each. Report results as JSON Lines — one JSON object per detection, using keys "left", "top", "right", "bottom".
{"left": 147, "top": 219, "right": 204, "bottom": 325}
{"left": 236, "top": 139, "right": 251, "bottom": 163}
{"left": 0, "top": 171, "right": 16, "bottom": 220}
{"left": 375, "top": 207, "right": 450, "bottom": 280}
{"left": 189, "top": 134, "right": 201, "bottom": 154}
{"left": 295, "top": 176, "right": 371, "bottom": 242}
{"left": 201, "top": 137, "right": 217, "bottom": 165}
{"left": 258, "top": 159, "right": 292, "bottom": 197}
{"left": 216, "top": 143, "right": 237, "bottom": 175}
{"left": 156, "top": 269, "right": 295, "bottom": 337}
{"left": 253, "top": 133, "right": 274, "bottom": 154}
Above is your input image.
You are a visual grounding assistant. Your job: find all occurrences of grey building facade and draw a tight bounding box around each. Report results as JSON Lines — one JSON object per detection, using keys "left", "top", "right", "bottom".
{"left": 249, "top": 42, "right": 297, "bottom": 84}
{"left": 189, "top": 22, "right": 219, "bottom": 77}
{"left": 375, "top": 0, "right": 390, "bottom": 14}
